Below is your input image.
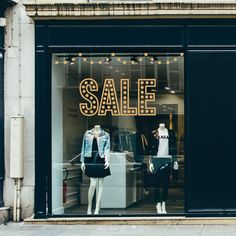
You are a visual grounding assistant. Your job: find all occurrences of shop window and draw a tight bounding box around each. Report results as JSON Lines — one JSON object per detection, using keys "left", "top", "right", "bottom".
{"left": 51, "top": 52, "right": 184, "bottom": 215}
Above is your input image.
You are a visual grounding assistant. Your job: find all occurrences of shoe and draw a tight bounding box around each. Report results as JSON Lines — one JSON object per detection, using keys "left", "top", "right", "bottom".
{"left": 94, "top": 208, "right": 100, "bottom": 215}
{"left": 156, "top": 202, "right": 162, "bottom": 214}
{"left": 161, "top": 202, "right": 167, "bottom": 214}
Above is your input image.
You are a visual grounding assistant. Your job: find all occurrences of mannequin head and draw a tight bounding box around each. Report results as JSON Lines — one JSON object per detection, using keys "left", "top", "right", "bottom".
{"left": 94, "top": 125, "right": 101, "bottom": 133}
{"left": 159, "top": 123, "right": 165, "bottom": 128}
{"left": 158, "top": 123, "right": 168, "bottom": 137}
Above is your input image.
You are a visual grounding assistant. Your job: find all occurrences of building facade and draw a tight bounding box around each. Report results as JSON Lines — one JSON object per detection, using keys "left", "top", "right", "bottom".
{"left": 2, "top": 0, "right": 236, "bottom": 221}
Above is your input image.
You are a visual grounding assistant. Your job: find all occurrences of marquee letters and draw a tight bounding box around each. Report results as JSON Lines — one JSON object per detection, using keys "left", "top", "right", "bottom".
{"left": 79, "top": 78, "right": 156, "bottom": 116}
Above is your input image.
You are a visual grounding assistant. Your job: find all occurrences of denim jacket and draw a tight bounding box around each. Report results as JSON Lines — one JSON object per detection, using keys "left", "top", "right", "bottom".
{"left": 80, "top": 128, "right": 110, "bottom": 162}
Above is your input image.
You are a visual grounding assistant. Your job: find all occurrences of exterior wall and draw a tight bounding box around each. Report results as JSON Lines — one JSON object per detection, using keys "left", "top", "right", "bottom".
{"left": 2, "top": 0, "right": 236, "bottom": 220}
{"left": 23, "top": 1, "right": 236, "bottom": 19}
{"left": 4, "top": 2, "right": 35, "bottom": 219}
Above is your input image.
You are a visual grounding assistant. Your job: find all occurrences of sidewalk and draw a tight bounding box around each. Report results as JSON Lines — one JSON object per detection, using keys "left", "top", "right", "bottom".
{"left": 1, "top": 222, "right": 236, "bottom": 236}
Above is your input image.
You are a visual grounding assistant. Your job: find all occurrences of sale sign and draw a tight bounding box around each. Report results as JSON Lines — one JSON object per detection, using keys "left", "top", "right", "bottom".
{"left": 79, "top": 78, "right": 156, "bottom": 116}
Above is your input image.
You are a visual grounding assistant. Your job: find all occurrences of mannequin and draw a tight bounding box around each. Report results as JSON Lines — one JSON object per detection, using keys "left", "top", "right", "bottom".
{"left": 81, "top": 125, "right": 111, "bottom": 215}
{"left": 149, "top": 123, "right": 177, "bottom": 214}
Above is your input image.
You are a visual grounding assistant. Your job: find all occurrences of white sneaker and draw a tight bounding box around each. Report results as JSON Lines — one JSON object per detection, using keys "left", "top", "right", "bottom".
{"left": 94, "top": 208, "right": 100, "bottom": 215}
{"left": 161, "top": 202, "right": 167, "bottom": 214}
{"left": 156, "top": 202, "right": 162, "bottom": 214}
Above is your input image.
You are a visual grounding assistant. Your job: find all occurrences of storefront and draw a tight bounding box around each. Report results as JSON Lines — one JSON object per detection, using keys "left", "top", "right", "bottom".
{"left": 33, "top": 16, "right": 236, "bottom": 219}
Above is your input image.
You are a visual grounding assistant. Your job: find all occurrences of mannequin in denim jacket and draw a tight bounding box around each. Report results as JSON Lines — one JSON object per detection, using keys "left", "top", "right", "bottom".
{"left": 81, "top": 125, "right": 110, "bottom": 214}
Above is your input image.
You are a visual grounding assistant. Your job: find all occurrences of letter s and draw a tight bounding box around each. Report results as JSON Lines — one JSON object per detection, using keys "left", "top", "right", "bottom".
{"left": 79, "top": 78, "right": 99, "bottom": 116}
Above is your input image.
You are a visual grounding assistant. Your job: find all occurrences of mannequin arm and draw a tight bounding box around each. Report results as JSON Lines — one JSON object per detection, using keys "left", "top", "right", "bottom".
{"left": 104, "top": 160, "right": 110, "bottom": 169}
{"left": 149, "top": 156, "right": 154, "bottom": 172}
{"left": 80, "top": 132, "right": 86, "bottom": 163}
{"left": 104, "top": 133, "right": 111, "bottom": 168}
{"left": 173, "top": 161, "right": 178, "bottom": 170}
{"left": 81, "top": 162, "right": 85, "bottom": 172}
{"left": 149, "top": 163, "right": 154, "bottom": 173}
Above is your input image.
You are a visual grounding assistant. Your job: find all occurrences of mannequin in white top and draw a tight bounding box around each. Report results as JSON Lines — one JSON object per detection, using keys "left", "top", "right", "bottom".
{"left": 149, "top": 123, "right": 171, "bottom": 214}
{"left": 81, "top": 125, "right": 110, "bottom": 215}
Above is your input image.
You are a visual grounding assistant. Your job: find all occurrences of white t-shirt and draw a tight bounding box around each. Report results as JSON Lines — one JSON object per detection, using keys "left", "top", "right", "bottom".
{"left": 157, "top": 127, "right": 170, "bottom": 157}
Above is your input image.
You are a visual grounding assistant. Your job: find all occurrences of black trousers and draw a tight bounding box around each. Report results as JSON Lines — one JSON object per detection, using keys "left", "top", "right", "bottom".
{"left": 154, "top": 164, "right": 171, "bottom": 202}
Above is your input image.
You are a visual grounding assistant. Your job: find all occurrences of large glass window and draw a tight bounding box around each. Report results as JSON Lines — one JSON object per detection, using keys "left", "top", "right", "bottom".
{"left": 51, "top": 52, "right": 184, "bottom": 215}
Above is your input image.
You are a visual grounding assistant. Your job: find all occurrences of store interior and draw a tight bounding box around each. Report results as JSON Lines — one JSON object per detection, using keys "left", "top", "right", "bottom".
{"left": 51, "top": 53, "right": 185, "bottom": 215}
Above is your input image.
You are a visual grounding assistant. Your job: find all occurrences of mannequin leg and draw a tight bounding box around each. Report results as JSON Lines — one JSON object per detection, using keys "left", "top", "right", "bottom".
{"left": 87, "top": 178, "right": 98, "bottom": 214}
{"left": 161, "top": 164, "right": 171, "bottom": 214}
{"left": 155, "top": 172, "right": 162, "bottom": 214}
{"left": 94, "top": 178, "right": 104, "bottom": 214}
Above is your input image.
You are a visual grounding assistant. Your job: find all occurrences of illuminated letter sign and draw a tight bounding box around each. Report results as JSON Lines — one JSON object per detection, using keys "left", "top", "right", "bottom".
{"left": 138, "top": 79, "right": 156, "bottom": 116}
{"left": 79, "top": 78, "right": 99, "bottom": 116}
{"left": 120, "top": 79, "right": 137, "bottom": 116}
{"left": 79, "top": 78, "right": 156, "bottom": 116}
{"left": 98, "top": 79, "right": 120, "bottom": 116}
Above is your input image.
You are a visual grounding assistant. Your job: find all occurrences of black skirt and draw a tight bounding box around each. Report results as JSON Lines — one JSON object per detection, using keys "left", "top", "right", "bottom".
{"left": 84, "top": 154, "right": 111, "bottom": 178}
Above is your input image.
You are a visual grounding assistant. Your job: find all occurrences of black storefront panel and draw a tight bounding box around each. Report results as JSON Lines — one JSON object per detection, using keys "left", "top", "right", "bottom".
{"left": 35, "top": 20, "right": 236, "bottom": 217}
{"left": 187, "top": 25, "right": 236, "bottom": 47}
{"left": 47, "top": 24, "right": 184, "bottom": 47}
{"left": 186, "top": 51, "right": 236, "bottom": 212}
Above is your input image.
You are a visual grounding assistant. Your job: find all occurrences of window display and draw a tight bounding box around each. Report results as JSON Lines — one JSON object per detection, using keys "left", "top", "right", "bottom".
{"left": 51, "top": 52, "right": 184, "bottom": 215}
{"left": 149, "top": 123, "right": 178, "bottom": 214}
{"left": 81, "top": 125, "right": 111, "bottom": 214}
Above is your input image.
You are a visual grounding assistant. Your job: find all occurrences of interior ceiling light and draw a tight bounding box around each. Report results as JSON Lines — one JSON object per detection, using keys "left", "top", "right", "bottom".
{"left": 170, "top": 90, "right": 176, "bottom": 94}
{"left": 164, "top": 87, "right": 170, "bottom": 90}
{"left": 66, "top": 56, "right": 76, "bottom": 65}
{"left": 150, "top": 56, "right": 158, "bottom": 64}
{"left": 105, "top": 56, "right": 112, "bottom": 64}
{"left": 131, "top": 56, "right": 139, "bottom": 64}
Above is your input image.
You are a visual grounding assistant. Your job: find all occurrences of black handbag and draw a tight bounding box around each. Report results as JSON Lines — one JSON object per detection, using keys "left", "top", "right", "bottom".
{"left": 151, "top": 157, "right": 172, "bottom": 174}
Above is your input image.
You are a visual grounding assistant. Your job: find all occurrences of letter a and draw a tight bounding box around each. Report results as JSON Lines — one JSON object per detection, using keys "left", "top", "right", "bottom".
{"left": 98, "top": 78, "right": 120, "bottom": 116}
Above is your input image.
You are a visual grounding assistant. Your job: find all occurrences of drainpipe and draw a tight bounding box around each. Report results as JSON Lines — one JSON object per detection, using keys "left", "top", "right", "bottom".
{"left": 0, "top": 4, "right": 6, "bottom": 210}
